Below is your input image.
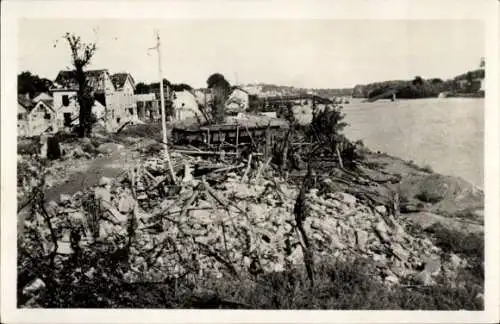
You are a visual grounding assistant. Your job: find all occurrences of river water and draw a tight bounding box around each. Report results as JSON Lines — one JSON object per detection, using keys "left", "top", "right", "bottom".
{"left": 342, "top": 98, "right": 484, "bottom": 188}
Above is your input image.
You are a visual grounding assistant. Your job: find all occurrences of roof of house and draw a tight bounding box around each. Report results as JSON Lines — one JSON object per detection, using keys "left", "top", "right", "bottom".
{"left": 39, "top": 99, "right": 54, "bottom": 110}
{"left": 33, "top": 92, "right": 53, "bottom": 103}
{"left": 52, "top": 69, "right": 110, "bottom": 92}
{"left": 173, "top": 90, "right": 198, "bottom": 109}
{"left": 111, "top": 73, "right": 135, "bottom": 91}
{"left": 171, "top": 89, "right": 197, "bottom": 101}
{"left": 18, "top": 94, "right": 55, "bottom": 113}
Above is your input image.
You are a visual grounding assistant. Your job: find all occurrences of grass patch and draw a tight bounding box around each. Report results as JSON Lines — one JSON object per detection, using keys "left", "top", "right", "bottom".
{"left": 423, "top": 223, "right": 484, "bottom": 287}
{"left": 405, "top": 160, "right": 434, "bottom": 173}
{"left": 17, "top": 138, "right": 40, "bottom": 155}
{"left": 19, "top": 252, "right": 483, "bottom": 309}
{"left": 424, "top": 223, "right": 484, "bottom": 259}
{"left": 449, "top": 208, "right": 482, "bottom": 222}
{"left": 419, "top": 164, "right": 434, "bottom": 173}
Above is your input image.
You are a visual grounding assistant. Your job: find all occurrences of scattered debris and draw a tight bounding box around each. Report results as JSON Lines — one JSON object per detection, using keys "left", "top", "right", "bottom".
{"left": 19, "top": 149, "right": 466, "bottom": 290}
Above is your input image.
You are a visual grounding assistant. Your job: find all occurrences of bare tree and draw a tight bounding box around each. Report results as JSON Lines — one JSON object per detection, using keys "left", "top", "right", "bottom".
{"left": 64, "top": 33, "right": 97, "bottom": 138}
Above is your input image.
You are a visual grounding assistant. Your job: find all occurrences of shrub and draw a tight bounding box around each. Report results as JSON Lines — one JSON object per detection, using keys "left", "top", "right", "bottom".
{"left": 114, "top": 124, "right": 163, "bottom": 142}
{"left": 419, "top": 164, "right": 434, "bottom": 173}
{"left": 423, "top": 223, "right": 484, "bottom": 287}
{"left": 424, "top": 223, "right": 484, "bottom": 259}
{"left": 18, "top": 244, "right": 483, "bottom": 310}
{"left": 17, "top": 139, "right": 40, "bottom": 155}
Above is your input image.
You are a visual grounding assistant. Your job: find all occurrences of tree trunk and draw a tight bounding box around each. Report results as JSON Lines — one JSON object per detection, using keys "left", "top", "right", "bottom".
{"left": 336, "top": 145, "right": 344, "bottom": 169}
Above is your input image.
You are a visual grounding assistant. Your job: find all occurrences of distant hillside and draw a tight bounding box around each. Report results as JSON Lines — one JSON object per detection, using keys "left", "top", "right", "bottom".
{"left": 352, "top": 68, "right": 485, "bottom": 100}
{"left": 242, "top": 83, "right": 352, "bottom": 99}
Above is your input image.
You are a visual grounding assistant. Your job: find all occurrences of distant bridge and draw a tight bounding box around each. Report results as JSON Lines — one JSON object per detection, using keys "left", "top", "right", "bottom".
{"left": 363, "top": 89, "right": 398, "bottom": 103}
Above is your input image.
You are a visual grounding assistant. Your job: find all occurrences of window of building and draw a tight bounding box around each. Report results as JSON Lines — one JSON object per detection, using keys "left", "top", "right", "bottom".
{"left": 44, "top": 113, "right": 51, "bottom": 120}
{"left": 18, "top": 113, "right": 24, "bottom": 120}
{"left": 62, "top": 95, "right": 70, "bottom": 106}
{"left": 64, "top": 113, "right": 72, "bottom": 126}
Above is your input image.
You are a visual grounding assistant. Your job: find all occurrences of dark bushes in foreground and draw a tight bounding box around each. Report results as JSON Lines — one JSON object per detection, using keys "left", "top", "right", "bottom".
{"left": 18, "top": 246, "right": 483, "bottom": 310}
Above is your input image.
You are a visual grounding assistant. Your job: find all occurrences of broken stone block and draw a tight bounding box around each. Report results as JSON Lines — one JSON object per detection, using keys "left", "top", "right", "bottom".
{"left": 45, "top": 200, "right": 59, "bottom": 214}
{"left": 137, "top": 193, "right": 148, "bottom": 200}
{"left": 71, "top": 146, "right": 86, "bottom": 158}
{"left": 375, "top": 205, "right": 387, "bottom": 215}
{"left": 329, "top": 234, "right": 346, "bottom": 250}
{"left": 390, "top": 243, "right": 410, "bottom": 262}
{"left": 331, "top": 192, "right": 357, "bottom": 206}
{"left": 374, "top": 221, "right": 391, "bottom": 243}
{"left": 390, "top": 261, "right": 409, "bottom": 277}
{"left": 56, "top": 241, "right": 74, "bottom": 255}
{"left": 475, "top": 293, "right": 484, "bottom": 305}
{"left": 60, "top": 194, "right": 72, "bottom": 204}
{"left": 94, "top": 187, "right": 111, "bottom": 203}
{"left": 447, "top": 253, "right": 463, "bottom": 269}
{"left": 423, "top": 255, "right": 441, "bottom": 275}
{"left": 355, "top": 230, "right": 369, "bottom": 250}
{"left": 118, "top": 193, "right": 136, "bottom": 214}
{"left": 414, "top": 270, "right": 436, "bottom": 286}
{"left": 99, "top": 176, "right": 112, "bottom": 187}
{"left": 372, "top": 253, "right": 387, "bottom": 264}
{"left": 384, "top": 274, "right": 400, "bottom": 285}
{"left": 22, "top": 278, "right": 46, "bottom": 296}
{"left": 84, "top": 267, "right": 97, "bottom": 279}
{"left": 286, "top": 246, "right": 304, "bottom": 264}
{"left": 68, "top": 211, "right": 85, "bottom": 227}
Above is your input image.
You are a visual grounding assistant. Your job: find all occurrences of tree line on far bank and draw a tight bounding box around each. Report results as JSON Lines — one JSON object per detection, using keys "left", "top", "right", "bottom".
{"left": 352, "top": 68, "right": 485, "bottom": 99}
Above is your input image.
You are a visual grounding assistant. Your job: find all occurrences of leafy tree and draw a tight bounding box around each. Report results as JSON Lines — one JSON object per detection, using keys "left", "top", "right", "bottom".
{"left": 430, "top": 78, "right": 443, "bottom": 84}
{"left": 170, "top": 83, "right": 193, "bottom": 92}
{"left": 18, "top": 72, "right": 53, "bottom": 97}
{"left": 307, "top": 106, "right": 348, "bottom": 157}
{"left": 207, "top": 73, "right": 227, "bottom": 89}
{"left": 412, "top": 76, "right": 424, "bottom": 86}
{"left": 207, "top": 73, "right": 231, "bottom": 123}
{"left": 63, "top": 33, "right": 97, "bottom": 138}
{"left": 135, "top": 82, "right": 150, "bottom": 94}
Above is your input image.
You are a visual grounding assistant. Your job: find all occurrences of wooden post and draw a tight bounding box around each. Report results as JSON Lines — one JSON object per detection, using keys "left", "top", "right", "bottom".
{"left": 155, "top": 30, "right": 177, "bottom": 184}
{"left": 236, "top": 124, "right": 239, "bottom": 157}
{"left": 264, "top": 124, "right": 271, "bottom": 159}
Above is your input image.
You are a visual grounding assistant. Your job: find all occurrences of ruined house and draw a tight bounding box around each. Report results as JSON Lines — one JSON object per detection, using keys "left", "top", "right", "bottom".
{"left": 134, "top": 93, "right": 159, "bottom": 121}
{"left": 225, "top": 87, "right": 250, "bottom": 114}
{"left": 51, "top": 69, "right": 132, "bottom": 127}
{"left": 172, "top": 90, "right": 201, "bottom": 121}
{"left": 111, "top": 73, "right": 136, "bottom": 117}
{"left": 17, "top": 94, "right": 59, "bottom": 137}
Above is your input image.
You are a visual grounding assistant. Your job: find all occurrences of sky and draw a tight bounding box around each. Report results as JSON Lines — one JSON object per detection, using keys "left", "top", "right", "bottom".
{"left": 18, "top": 19, "right": 485, "bottom": 89}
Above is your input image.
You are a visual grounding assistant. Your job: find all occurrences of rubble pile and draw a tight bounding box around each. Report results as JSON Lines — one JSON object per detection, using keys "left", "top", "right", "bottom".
{"left": 20, "top": 155, "right": 468, "bottom": 290}
{"left": 302, "top": 189, "right": 464, "bottom": 285}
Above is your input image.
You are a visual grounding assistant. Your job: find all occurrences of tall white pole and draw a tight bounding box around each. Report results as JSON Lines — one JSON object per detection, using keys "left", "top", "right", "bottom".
{"left": 156, "top": 31, "right": 176, "bottom": 184}
{"left": 157, "top": 32, "right": 167, "bottom": 145}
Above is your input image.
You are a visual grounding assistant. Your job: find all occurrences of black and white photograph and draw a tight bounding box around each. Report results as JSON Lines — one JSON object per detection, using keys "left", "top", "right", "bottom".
{"left": 1, "top": 0, "right": 499, "bottom": 323}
